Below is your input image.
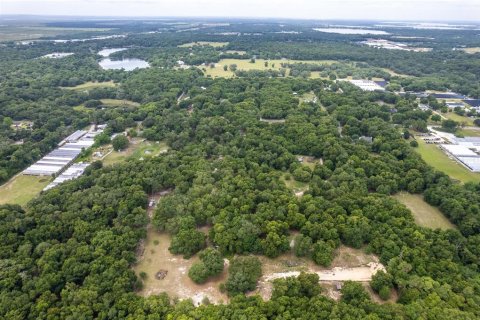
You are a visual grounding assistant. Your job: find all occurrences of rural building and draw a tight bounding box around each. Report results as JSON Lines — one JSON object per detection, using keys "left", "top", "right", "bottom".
{"left": 43, "top": 163, "right": 90, "bottom": 191}
{"left": 23, "top": 127, "right": 103, "bottom": 177}
{"left": 440, "top": 144, "right": 480, "bottom": 172}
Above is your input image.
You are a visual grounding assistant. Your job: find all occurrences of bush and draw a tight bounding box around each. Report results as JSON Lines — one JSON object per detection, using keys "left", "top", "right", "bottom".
{"left": 379, "top": 286, "right": 391, "bottom": 300}
{"left": 188, "top": 262, "right": 209, "bottom": 284}
{"left": 169, "top": 229, "right": 206, "bottom": 258}
{"left": 312, "top": 241, "right": 334, "bottom": 266}
{"left": 410, "top": 140, "right": 419, "bottom": 147}
{"left": 188, "top": 248, "right": 224, "bottom": 284}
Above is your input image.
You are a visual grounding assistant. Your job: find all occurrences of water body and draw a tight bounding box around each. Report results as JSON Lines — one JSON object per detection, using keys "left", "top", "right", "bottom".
{"left": 53, "top": 34, "right": 126, "bottom": 43}
{"left": 98, "top": 48, "right": 127, "bottom": 57}
{"left": 99, "top": 58, "right": 149, "bottom": 71}
{"left": 313, "top": 28, "right": 389, "bottom": 35}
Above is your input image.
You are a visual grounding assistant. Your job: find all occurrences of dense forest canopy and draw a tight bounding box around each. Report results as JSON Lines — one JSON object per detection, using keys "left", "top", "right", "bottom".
{"left": 1, "top": 18, "right": 480, "bottom": 319}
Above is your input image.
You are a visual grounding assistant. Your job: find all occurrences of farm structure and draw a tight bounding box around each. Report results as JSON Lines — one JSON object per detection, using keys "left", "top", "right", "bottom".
{"left": 43, "top": 163, "right": 90, "bottom": 191}
{"left": 440, "top": 142, "right": 480, "bottom": 172}
{"left": 23, "top": 127, "right": 104, "bottom": 176}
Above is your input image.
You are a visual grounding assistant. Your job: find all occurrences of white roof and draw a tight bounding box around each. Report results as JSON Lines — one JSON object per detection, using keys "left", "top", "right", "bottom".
{"left": 441, "top": 144, "right": 478, "bottom": 157}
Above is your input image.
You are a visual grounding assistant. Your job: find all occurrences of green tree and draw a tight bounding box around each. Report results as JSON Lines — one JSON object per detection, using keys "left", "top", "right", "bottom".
{"left": 225, "top": 256, "right": 261, "bottom": 296}
{"left": 112, "top": 135, "right": 129, "bottom": 151}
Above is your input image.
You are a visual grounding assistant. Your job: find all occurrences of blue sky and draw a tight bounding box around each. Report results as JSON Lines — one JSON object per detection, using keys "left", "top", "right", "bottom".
{"left": 1, "top": 0, "right": 479, "bottom": 21}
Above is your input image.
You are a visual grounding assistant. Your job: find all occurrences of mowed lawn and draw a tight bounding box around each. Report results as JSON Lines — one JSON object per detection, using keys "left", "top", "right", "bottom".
{"left": 103, "top": 139, "right": 168, "bottom": 166}
{"left": 0, "top": 175, "right": 51, "bottom": 206}
{"left": 61, "top": 81, "right": 117, "bottom": 91}
{"left": 178, "top": 41, "right": 229, "bottom": 48}
{"left": 202, "top": 58, "right": 337, "bottom": 78}
{"left": 393, "top": 192, "right": 455, "bottom": 230}
{"left": 415, "top": 139, "right": 480, "bottom": 183}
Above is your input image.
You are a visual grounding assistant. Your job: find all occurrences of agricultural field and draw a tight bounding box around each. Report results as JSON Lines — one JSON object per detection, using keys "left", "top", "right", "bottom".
{"left": 61, "top": 81, "right": 117, "bottom": 91}
{"left": 0, "top": 26, "right": 112, "bottom": 41}
{"left": 102, "top": 139, "right": 168, "bottom": 166}
{"left": 179, "top": 41, "right": 229, "bottom": 48}
{"left": 0, "top": 175, "right": 50, "bottom": 206}
{"left": 201, "top": 58, "right": 336, "bottom": 78}
{"left": 414, "top": 139, "right": 480, "bottom": 183}
{"left": 393, "top": 192, "right": 455, "bottom": 230}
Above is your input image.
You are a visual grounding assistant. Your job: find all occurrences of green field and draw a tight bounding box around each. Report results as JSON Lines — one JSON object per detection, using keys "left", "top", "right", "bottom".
{"left": 100, "top": 99, "right": 140, "bottom": 107}
{"left": 393, "top": 192, "right": 455, "bottom": 230}
{"left": 103, "top": 140, "right": 168, "bottom": 166}
{"left": 179, "top": 41, "right": 229, "bottom": 48}
{"left": 456, "top": 128, "right": 480, "bottom": 137}
{"left": 415, "top": 139, "right": 480, "bottom": 183}
{"left": 201, "top": 58, "right": 337, "bottom": 78}
{"left": 61, "top": 81, "right": 117, "bottom": 91}
{"left": 0, "top": 175, "right": 51, "bottom": 206}
{"left": 441, "top": 112, "right": 475, "bottom": 126}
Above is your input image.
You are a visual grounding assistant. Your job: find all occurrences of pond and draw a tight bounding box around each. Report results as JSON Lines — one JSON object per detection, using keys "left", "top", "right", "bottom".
{"left": 99, "top": 58, "right": 149, "bottom": 71}
{"left": 98, "top": 48, "right": 127, "bottom": 57}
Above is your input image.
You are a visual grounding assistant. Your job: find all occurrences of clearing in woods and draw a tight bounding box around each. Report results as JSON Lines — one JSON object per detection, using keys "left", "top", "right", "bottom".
{"left": 61, "top": 81, "right": 117, "bottom": 91}
{"left": 461, "top": 47, "right": 480, "bottom": 54}
{"left": 133, "top": 229, "right": 229, "bottom": 306}
{"left": 99, "top": 99, "right": 140, "bottom": 107}
{"left": 134, "top": 228, "right": 386, "bottom": 305}
{"left": 102, "top": 139, "right": 168, "bottom": 166}
{"left": 0, "top": 175, "right": 51, "bottom": 206}
{"left": 253, "top": 245, "right": 386, "bottom": 301}
{"left": 178, "top": 41, "right": 229, "bottom": 48}
{"left": 201, "top": 59, "right": 337, "bottom": 78}
{"left": 393, "top": 192, "right": 456, "bottom": 230}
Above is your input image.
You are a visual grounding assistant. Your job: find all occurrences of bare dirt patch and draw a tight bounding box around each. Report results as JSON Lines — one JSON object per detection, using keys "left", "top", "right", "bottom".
{"left": 133, "top": 230, "right": 229, "bottom": 306}
{"left": 253, "top": 246, "right": 385, "bottom": 300}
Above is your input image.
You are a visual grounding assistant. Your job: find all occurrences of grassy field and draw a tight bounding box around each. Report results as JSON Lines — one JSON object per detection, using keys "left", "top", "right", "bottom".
{"left": 100, "top": 99, "right": 140, "bottom": 107}
{"left": 441, "top": 112, "right": 475, "bottom": 126}
{"left": 103, "top": 139, "right": 168, "bottom": 166}
{"left": 61, "top": 81, "right": 117, "bottom": 91}
{"left": 393, "top": 192, "right": 455, "bottom": 230}
{"left": 456, "top": 128, "right": 480, "bottom": 137}
{"left": 179, "top": 41, "right": 229, "bottom": 48}
{"left": 0, "top": 26, "right": 112, "bottom": 41}
{"left": 201, "top": 58, "right": 337, "bottom": 78}
{"left": 0, "top": 175, "right": 51, "bottom": 206}
{"left": 415, "top": 139, "right": 480, "bottom": 183}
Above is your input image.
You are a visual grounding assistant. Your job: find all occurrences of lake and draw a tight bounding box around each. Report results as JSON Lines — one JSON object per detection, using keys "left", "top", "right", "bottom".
{"left": 99, "top": 58, "right": 149, "bottom": 71}
{"left": 313, "top": 28, "right": 389, "bottom": 35}
{"left": 98, "top": 48, "right": 127, "bottom": 57}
